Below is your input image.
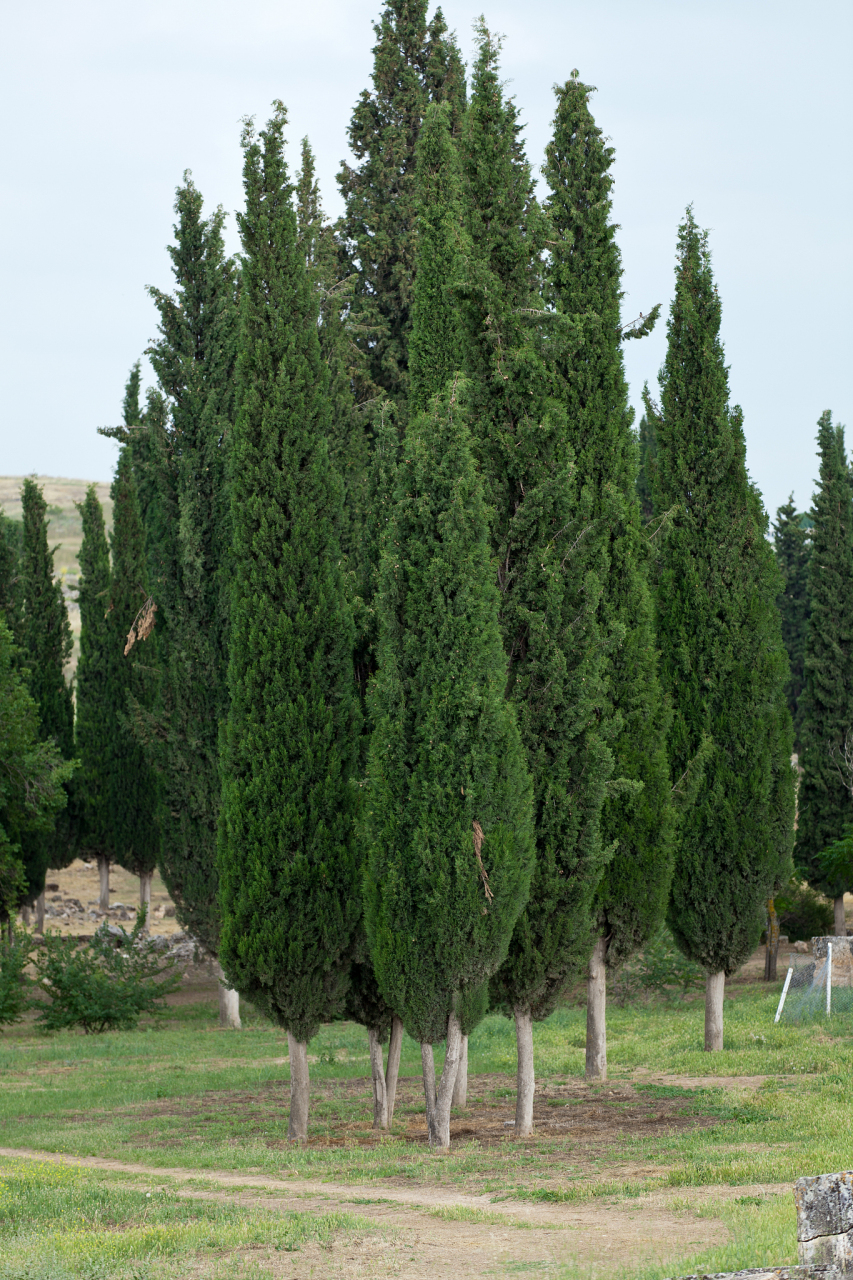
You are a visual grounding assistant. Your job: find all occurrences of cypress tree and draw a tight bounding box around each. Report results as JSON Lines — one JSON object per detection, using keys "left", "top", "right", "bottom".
{"left": 74, "top": 487, "right": 114, "bottom": 910}
{"left": 795, "top": 413, "right": 853, "bottom": 932}
{"left": 452, "top": 35, "right": 611, "bottom": 1134}
{"left": 16, "top": 479, "right": 75, "bottom": 903}
{"left": 650, "top": 211, "right": 795, "bottom": 1049}
{"left": 0, "top": 512, "right": 23, "bottom": 639}
{"left": 636, "top": 409, "right": 657, "bottom": 523}
{"left": 218, "top": 105, "right": 362, "bottom": 1141}
{"left": 364, "top": 100, "right": 535, "bottom": 1151}
{"left": 542, "top": 74, "right": 674, "bottom": 1082}
{"left": 106, "top": 448, "right": 161, "bottom": 905}
{"left": 337, "top": 0, "right": 465, "bottom": 410}
{"left": 138, "top": 177, "right": 241, "bottom": 1022}
{"left": 772, "top": 495, "right": 812, "bottom": 753}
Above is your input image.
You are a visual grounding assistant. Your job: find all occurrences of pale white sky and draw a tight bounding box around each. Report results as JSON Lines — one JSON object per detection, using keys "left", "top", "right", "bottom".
{"left": 1, "top": 0, "right": 850, "bottom": 521}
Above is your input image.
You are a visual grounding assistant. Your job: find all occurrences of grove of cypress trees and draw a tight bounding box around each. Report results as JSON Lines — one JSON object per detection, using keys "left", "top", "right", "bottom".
{"left": 543, "top": 74, "right": 674, "bottom": 1082}
{"left": 650, "top": 210, "right": 795, "bottom": 1049}
{"left": 74, "top": 487, "right": 114, "bottom": 910}
{"left": 772, "top": 496, "right": 812, "bottom": 755}
{"left": 337, "top": 0, "right": 465, "bottom": 410}
{"left": 107, "top": 449, "right": 161, "bottom": 906}
{"left": 139, "top": 176, "right": 242, "bottom": 1024}
{"left": 796, "top": 413, "right": 853, "bottom": 933}
{"left": 364, "top": 100, "right": 535, "bottom": 1150}
{"left": 17, "top": 479, "right": 76, "bottom": 904}
{"left": 217, "top": 105, "right": 362, "bottom": 1141}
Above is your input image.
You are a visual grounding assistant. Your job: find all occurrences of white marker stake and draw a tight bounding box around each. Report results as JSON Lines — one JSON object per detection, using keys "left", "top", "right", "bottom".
{"left": 827, "top": 943, "right": 832, "bottom": 1018}
{"left": 775, "top": 966, "right": 794, "bottom": 1024}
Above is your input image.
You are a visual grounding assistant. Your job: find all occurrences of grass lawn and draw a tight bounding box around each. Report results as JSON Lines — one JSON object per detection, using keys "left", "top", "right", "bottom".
{"left": 2, "top": 973, "right": 851, "bottom": 1278}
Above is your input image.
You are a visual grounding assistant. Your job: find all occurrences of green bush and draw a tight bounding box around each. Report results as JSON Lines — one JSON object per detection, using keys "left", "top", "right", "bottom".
{"left": 776, "top": 877, "right": 834, "bottom": 942}
{"left": 34, "top": 910, "right": 181, "bottom": 1033}
{"left": 0, "top": 925, "right": 32, "bottom": 1027}
{"left": 610, "top": 925, "right": 705, "bottom": 1004}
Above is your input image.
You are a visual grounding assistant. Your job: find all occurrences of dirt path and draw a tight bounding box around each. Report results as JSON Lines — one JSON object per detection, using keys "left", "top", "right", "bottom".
{"left": 0, "top": 1146, "right": 791, "bottom": 1279}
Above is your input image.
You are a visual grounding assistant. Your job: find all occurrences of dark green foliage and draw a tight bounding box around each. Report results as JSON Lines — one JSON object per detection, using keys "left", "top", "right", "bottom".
{"left": 773, "top": 495, "right": 812, "bottom": 750}
{"left": 218, "top": 105, "right": 362, "bottom": 1044}
{"left": 796, "top": 413, "right": 853, "bottom": 899}
{"left": 0, "top": 926, "right": 32, "bottom": 1027}
{"left": 74, "top": 488, "right": 113, "bottom": 861}
{"left": 0, "top": 619, "right": 73, "bottom": 919}
{"left": 611, "top": 925, "right": 704, "bottom": 1005}
{"left": 34, "top": 912, "right": 180, "bottom": 1034}
{"left": 0, "top": 512, "right": 23, "bottom": 638}
{"left": 133, "top": 176, "right": 239, "bottom": 954}
{"left": 774, "top": 876, "right": 834, "bottom": 943}
{"left": 636, "top": 409, "right": 657, "bottom": 523}
{"left": 650, "top": 210, "right": 795, "bottom": 975}
{"left": 451, "top": 45, "right": 610, "bottom": 1022}
{"left": 364, "top": 377, "right": 535, "bottom": 1043}
{"left": 337, "top": 0, "right": 465, "bottom": 409}
{"left": 543, "top": 73, "right": 674, "bottom": 973}
{"left": 106, "top": 449, "right": 160, "bottom": 883}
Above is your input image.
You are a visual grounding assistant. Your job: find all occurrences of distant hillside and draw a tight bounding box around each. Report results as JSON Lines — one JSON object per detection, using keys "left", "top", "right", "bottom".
{"left": 0, "top": 475, "right": 113, "bottom": 678}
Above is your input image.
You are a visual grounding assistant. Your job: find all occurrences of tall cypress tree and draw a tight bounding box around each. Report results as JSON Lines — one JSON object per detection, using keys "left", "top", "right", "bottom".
{"left": 75, "top": 487, "right": 115, "bottom": 909}
{"left": 17, "top": 479, "right": 75, "bottom": 902}
{"left": 796, "top": 413, "right": 853, "bottom": 932}
{"left": 542, "top": 74, "right": 674, "bottom": 1082}
{"left": 772, "top": 495, "right": 812, "bottom": 754}
{"left": 139, "top": 178, "right": 240, "bottom": 1014}
{"left": 364, "top": 100, "right": 534, "bottom": 1150}
{"left": 452, "top": 36, "right": 611, "bottom": 1135}
{"left": 0, "top": 512, "right": 23, "bottom": 639}
{"left": 337, "top": 0, "right": 465, "bottom": 410}
{"left": 636, "top": 409, "right": 657, "bottom": 523}
{"left": 650, "top": 210, "right": 795, "bottom": 1049}
{"left": 218, "top": 105, "right": 362, "bottom": 1141}
{"left": 106, "top": 449, "right": 161, "bottom": 904}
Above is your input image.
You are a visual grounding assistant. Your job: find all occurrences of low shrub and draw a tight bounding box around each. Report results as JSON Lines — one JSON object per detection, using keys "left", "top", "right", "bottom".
{"left": 0, "top": 925, "right": 32, "bottom": 1027}
{"left": 34, "top": 909, "right": 181, "bottom": 1033}
{"left": 776, "top": 877, "right": 834, "bottom": 943}
{"left": 610, "top": 924, "right": 705, "bottom": 1004}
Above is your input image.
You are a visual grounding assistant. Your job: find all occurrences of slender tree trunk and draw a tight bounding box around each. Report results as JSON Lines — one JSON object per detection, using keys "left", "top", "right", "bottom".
{"left": 452, "top": 1034, "right": 468, "bottom": 1108}
{"left": 834, "top": 895, "right": 847, "bottom": 937}
{"left": 35, "top": 891, "right": 45, "bottom": 934}
{"left": 421, "top": 1041, "right": 437, "bottom": 1145}
{"left": 368, "top": 1027, "right": 388, "bottom": 1129}
{"left": 5, "top": 917, "right": 12, "bottom": 945}
{"left": 385, "top": 1015, "right": 403, "bottom": 1128}
{"left": 432, "top": 1012, "right": 462, "bottom": 1151}
{"left": 705, "top": 971, "right": 725, "bottom": 1051}
{"left": 514, "top": 1005, "right": 535, "bottom": 1137}
{"left": 214, "top": 963, "right": 241, "bottom": 1029}
{"left": 20, "top": 904, "right": 31, "bottom": 926}
{"left": 139, "top": 871, "right": 153, "bottom": 913}
{"left": 97, "top": 855, "right": 110, "bottom": 911}
{"left": 764, "top": 898, "right": 780, "bottom": 981}
{"left": 586, "top": 935, "right": 608, "bottom": 1081}
{"left": 287, "top": 1032, "right": 310, "bottom": 1141}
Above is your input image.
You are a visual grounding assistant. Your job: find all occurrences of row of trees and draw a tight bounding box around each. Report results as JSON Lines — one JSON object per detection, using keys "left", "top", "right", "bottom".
{"left": 1, "top": 1, "right": 823, "bottom": 1148}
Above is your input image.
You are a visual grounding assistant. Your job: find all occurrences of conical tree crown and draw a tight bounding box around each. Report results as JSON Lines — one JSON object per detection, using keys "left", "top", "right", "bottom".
{"left": 218, "top": 105, "right": 362, "bottom": 1043}
{"left": 796, "top": 413, "right": 853, "bottom": 896}
{"left": 74, "top": 487, "right": 114, "bottom": 858}
{"left": 651, "top": 210, "right": 794, "bottom": 974}
{"left": 364, "top": 377, "right": 535, "bottom": 1043}
{"left": 772, "top": 494, "right": 811, "bottom": 750}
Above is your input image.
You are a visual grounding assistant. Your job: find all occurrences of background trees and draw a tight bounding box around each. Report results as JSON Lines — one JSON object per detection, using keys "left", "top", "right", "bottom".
{"left": 649, "top": 210, "right": 795, "bottom": 1050}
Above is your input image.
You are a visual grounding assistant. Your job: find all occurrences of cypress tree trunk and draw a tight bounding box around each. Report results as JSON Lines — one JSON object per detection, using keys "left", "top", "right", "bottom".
{"left": 431, "top": 1013, "right": 462, "bottom": 1151}
{"left": 139, "top": 871, "right": 152, "bottom": 912}
{"left": 421, "top": 1043, "right": 438, "bottom": 1145}
{"left": 368, "top": 1028, "right": 388, "bottom": 1129}
{"left": 705, "top": 973, "right": 725, "bottom": 1052}
{"left": 514, "top": 1007, "right": 535, "bottom": 1137}
{"left": 585, "top": 937, "right": 608, "bottom": 1081}
{"left": 214, "top": 963, "right": 241, "bottom": 1029}
{"left": 452, "top": 1036, "right": 468, "bottom": 1109}
{"left": 764, "top": 899, "right": 780, "bottom": 981}
{"left": 385, "top": 1015, "right": 403, "bottom": 1127}
{"left": 834, "top": 897, "right": 847, "bottom": 936}
{"left": 35, "top": 892, "right": 45, "bottom": 935}
{"left": 97, "top": 857, "right": 110, "bottom": 912}
{"left": 287, "top": 1034, "right": 310, "bottom": 1143}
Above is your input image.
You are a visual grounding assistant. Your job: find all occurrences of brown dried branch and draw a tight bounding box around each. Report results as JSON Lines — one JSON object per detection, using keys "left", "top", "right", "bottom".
{"left": 124, "top": 596, "right": 157, "bottom": 656}
{"left": 473, "top": 820, "right": 494, "bottom": 906}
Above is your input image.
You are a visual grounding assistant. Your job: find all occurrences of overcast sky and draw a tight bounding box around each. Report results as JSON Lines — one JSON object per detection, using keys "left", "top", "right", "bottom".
{"left": 1, "top": 0, "right": 850, "bottom": 521}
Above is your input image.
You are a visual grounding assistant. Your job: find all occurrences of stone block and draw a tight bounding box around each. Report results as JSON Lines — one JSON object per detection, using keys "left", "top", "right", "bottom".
{"left": 796, "top": 1171, "right": 853, "bottom": 1271}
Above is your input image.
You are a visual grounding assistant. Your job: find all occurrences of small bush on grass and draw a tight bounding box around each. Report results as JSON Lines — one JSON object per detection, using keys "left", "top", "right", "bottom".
{"left": 610, "top": 925, "right": 705, "bottom": 1004}
{"left": 775, "top": 876, "right": 834, "bottom": 942}
{"left": 34, "top": 910, "right": 181, "bottom": 1033}
{"left": 0, "top": 926, "right": 32, "bottom": 1027}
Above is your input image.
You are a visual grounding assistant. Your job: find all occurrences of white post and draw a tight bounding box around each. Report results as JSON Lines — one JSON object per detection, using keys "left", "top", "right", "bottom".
{"left": 774, "top": 966, "right": 793, "bottom": 1023}
{"left": 826, "top": 943, "right": 832, "bottom": 1018}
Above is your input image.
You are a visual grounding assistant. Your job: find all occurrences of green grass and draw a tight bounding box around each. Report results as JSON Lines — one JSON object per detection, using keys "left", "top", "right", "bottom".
{"left": 0, "top": 1156, "right": 370, "bottom": 1279}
